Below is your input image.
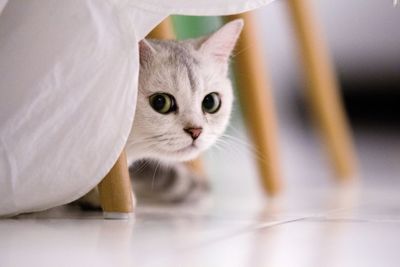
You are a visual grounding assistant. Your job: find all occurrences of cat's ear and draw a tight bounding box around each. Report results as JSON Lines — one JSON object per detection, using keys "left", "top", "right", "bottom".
{"left": 199, "top": 19, "right": 244, "bottom": 63}
{"left": 139, "top": 39, "right": 156, "bottom": 65}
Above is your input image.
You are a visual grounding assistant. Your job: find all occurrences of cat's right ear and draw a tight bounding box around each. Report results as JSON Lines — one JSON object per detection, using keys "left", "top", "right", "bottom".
{"left": 199, "top": 19, "right": 244, "bottom": 63}
{"left": 139, "top": 40, "right": 155, "bottom": 65}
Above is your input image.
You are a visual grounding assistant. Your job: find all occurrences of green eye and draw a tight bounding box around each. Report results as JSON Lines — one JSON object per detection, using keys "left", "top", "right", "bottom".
{"left": 149, "top": 93, "right": 176, "bottom": 114}
{"left": 202, "top": 92, "right": 221, "bottom": 114}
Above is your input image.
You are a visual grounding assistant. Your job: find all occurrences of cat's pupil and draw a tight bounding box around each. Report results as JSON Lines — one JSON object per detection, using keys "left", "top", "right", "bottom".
{"left": 203, "top": 95, "right": 214, "bottom": 109}
{"left": 153, "top": 95, "right": 166, "bottom": 110}
{"left": 149, "top": 93, "right": 175, "bottom": 114}
{"left": 202, "top": 92, "right": 221, "bottom": 114}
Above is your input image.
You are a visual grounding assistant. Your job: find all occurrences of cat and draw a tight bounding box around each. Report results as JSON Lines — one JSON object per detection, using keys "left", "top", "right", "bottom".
{"left": 77, "top": 19, "right": 243, "bottom": 209}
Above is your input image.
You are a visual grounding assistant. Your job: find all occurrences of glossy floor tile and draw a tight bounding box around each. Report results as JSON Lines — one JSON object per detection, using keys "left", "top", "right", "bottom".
{"left": 1, "top": 126, "right": 400, "bottom": 266}
{"left": 1, "top": 182, "right": 400, "bottom": 267}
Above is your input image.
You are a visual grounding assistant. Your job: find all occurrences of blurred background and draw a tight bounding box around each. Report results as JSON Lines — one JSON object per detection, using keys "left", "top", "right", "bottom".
{"left": 171, "top": 0, "right": 400, "bottom": 197}
{"left": 1, "top": 2, "right": 399, "bottom": 266}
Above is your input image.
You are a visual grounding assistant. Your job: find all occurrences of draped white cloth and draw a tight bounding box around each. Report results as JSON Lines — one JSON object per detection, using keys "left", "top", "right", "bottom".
{"left": 0, "top": 0, "right": 274, "bottom": 216}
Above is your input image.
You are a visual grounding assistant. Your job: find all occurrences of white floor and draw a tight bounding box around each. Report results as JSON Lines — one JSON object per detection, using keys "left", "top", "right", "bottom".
{"left": 1, "top": 124, "right": 400, "bottom": 267}
{"left": 1, "top": 183, "right": 400, "bottom": 267}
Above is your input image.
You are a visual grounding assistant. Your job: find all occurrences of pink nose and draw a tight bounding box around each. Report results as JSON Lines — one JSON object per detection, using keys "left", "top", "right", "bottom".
{"left": 184, "top": 127, "right": 202, "bottom": 140}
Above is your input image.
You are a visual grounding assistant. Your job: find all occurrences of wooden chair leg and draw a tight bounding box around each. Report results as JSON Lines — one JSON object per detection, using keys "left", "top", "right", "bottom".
{"left": 287, "top": 0, "right": 358, "bottom": 181}
{"left": 147, "top": 16, "right": 176, "bottom": 39}
{"left": 148, "top": 17, "right": 206, "bottom": 176}
{"left": 224, "top": 13, "right": 282, "bottom": 196}
{"left": 98, "top": 150, "right": 134, "bottom": 219}
{"left": 186, "top": 159, "right": 206, "bottom": 177}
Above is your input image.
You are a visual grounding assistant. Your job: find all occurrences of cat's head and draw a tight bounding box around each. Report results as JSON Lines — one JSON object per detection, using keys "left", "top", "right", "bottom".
{"left": 128, "top": 19, "right": 243, "bottom": 162}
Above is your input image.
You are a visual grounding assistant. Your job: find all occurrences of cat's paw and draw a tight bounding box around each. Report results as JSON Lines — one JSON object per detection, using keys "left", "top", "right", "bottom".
{"left": 130, "top": 160, "right": 210, "bottom": 203}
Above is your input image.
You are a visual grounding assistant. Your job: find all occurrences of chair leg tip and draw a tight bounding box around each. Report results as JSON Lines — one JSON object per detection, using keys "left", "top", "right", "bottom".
{"left": 103, "top": 212, "right": 134, "bottom": 220}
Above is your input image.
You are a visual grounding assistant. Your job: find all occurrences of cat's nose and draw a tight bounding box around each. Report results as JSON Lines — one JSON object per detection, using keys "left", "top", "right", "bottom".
{"left": 184, "top": 127, "right": 203, "bottom": 140}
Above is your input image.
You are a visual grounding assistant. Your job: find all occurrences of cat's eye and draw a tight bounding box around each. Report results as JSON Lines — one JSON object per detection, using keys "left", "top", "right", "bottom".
{"left": 149, "top": 93, "right": 176, "bottom": 114}
{"left": 202, "top": 92, "right": 221, "bottom": 114}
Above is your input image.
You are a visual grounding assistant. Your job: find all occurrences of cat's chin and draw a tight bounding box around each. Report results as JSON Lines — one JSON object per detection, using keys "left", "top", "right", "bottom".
{"left": 156, "top": 144, "right": 203, "bottom": 162}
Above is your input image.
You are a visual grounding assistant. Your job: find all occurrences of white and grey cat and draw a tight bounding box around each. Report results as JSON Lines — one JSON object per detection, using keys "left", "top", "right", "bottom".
{"left": 78, "top": 19, "right": 243, "bottom": 208}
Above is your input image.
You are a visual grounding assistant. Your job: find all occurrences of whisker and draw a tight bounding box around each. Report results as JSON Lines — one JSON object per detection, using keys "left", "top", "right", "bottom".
{"left": 211, "top": 139, "right": 244, "bottom": 163}
{"left": 220, "top": 133, "right": 270, "bottom": 164}
{"left": 151, "top": 161, "right": 161, "bottom": 191}
{"left": 230, "top": 44, "right": 255, "bottom": 59}
{"left": 131, "top": 160, "right": 151, "bottom": 175}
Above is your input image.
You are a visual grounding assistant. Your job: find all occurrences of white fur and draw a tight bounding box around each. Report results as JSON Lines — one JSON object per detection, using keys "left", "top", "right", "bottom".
{"left": 126, "top": 20, "right": 243, "bottom": 165}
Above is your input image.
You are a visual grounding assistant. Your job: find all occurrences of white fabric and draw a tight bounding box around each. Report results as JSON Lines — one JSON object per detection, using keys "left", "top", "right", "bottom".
{"left": 130, "top": 0, "right": 275, "bottom": 16}
{"left": 0, "top": 0, "right": 274, "bottom": 216}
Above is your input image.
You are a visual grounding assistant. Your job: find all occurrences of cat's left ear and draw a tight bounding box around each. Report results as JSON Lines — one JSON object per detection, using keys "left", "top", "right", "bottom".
{"left": 199, "top": 19, "right": 244, "bottom": 63}
{"left": 139, "top": 39, "right": 156, "bottom": 66}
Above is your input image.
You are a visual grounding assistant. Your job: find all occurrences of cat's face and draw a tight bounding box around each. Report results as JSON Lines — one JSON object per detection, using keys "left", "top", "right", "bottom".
{"left": 127, "top": 20, "right": 243, "bottom": 163}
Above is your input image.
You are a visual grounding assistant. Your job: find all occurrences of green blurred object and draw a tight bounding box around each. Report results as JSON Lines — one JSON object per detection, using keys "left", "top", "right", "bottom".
{"left": 171, "top": 16, "right": 222, "bottom": 40}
